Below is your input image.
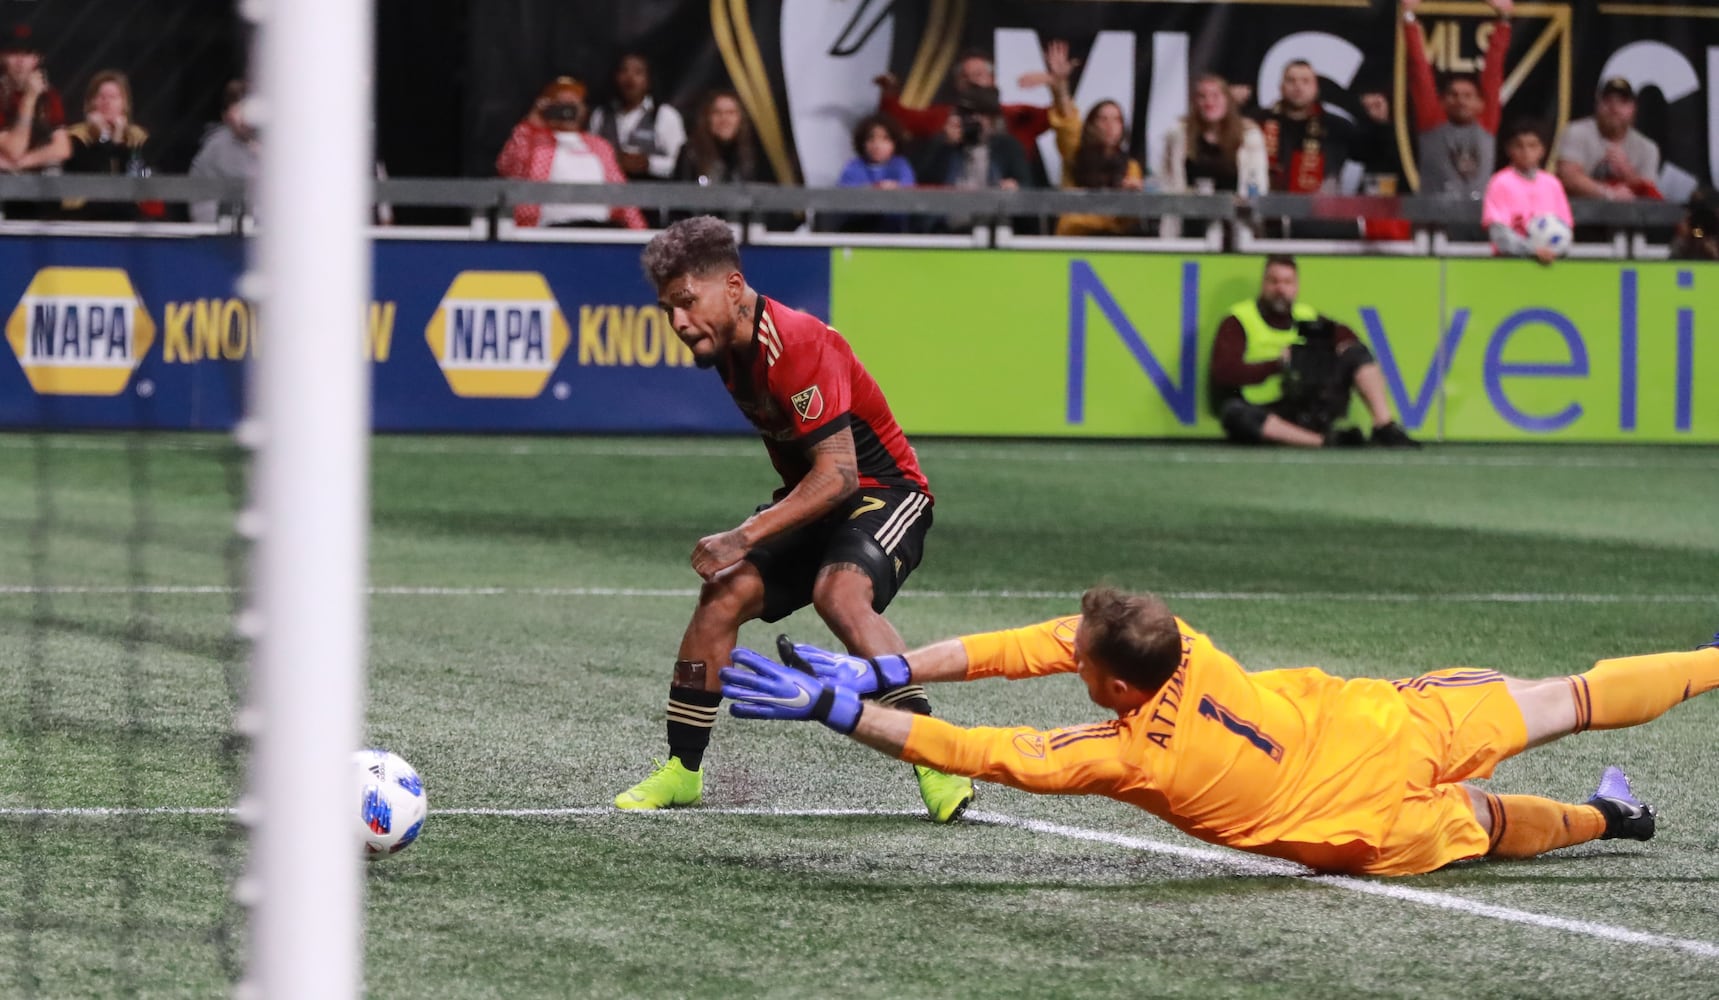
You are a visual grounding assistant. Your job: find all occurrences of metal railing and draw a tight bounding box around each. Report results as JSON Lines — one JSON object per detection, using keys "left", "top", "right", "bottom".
{"left": 0, "top": 175, "right": 1689, "bottom": 256}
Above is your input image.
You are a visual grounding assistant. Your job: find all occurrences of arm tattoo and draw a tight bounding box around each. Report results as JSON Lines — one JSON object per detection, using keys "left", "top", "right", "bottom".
{"left": 808, "top": 427, "right": 860, "bottom": 500}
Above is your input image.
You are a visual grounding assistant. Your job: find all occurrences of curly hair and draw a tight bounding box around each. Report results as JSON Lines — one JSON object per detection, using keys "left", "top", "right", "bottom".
{"left": 640, "top": 215, "right": 742, "bottom": 287}
{"left": 851, "top": 113, "right": 904, "bottom": 161}
{"left": 1079, "top": 587, "right": 1183, "bottom": 693}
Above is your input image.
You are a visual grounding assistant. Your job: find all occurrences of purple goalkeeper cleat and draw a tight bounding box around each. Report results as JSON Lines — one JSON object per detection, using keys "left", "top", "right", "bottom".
{"left": 1697, "top": 633, "right": 1719, "bottom": 651}
{"left": 1586, "top": 766, "right": 1656, "bottom": 842}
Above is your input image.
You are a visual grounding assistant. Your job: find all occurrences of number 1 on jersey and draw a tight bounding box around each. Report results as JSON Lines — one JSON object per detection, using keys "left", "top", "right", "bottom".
{"left": 1197, "top": 696, "right": 1284, "bottom": 762}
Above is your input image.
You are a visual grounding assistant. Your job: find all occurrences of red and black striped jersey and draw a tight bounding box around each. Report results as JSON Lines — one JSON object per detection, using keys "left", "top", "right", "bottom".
{"left": 718, "top": 295, "right": 930, "bottom": 499}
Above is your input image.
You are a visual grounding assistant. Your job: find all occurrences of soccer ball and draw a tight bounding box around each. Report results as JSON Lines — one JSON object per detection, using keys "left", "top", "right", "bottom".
{"left": 1526, "top": 213, "right": 1572, "bottom": 255}
{"left": 354, "top": 749, "right": 427, "bottom": 858}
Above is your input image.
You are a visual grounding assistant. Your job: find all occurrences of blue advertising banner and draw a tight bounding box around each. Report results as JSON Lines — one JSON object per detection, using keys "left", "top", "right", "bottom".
{"left": 0, "top": 238, "right": 832, "bottom": 433}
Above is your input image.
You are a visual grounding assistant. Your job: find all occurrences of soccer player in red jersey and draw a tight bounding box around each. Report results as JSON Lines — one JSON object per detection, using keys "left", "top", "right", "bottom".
{"left": 614, "top": 216, "right": 974, "bottom": 820}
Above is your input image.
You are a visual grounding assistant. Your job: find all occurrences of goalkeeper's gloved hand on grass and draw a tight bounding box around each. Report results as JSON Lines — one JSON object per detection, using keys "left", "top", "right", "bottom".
{"left": 784, "top": 639, "right": 911, "bottom": 696}
{"left": 721, "top": 647, "right": 863, "bottom": 734}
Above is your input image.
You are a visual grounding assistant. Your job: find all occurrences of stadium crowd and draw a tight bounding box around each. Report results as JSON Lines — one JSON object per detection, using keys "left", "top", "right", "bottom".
{"left": 0, "top": 10, "right": 1712, "bottom": 258}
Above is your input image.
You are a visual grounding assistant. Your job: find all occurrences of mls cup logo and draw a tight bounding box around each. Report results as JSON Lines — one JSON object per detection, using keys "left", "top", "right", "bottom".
{"left": 712, "top": 0, "right": 968, "bottom": 188}
{"left": 1392, "top": 1, "right": 1571, "bottom": 194}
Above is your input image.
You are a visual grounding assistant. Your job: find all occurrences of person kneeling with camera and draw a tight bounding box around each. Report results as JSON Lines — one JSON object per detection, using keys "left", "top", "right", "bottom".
{"left": 1209, "top": 255, "right": 1420, "bottom": 448}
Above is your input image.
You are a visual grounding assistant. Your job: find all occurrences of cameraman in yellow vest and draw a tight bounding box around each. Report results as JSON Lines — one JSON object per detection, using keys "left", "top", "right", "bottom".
{"left": 1209, "top": 255, "right": 1420, "bottom": 447}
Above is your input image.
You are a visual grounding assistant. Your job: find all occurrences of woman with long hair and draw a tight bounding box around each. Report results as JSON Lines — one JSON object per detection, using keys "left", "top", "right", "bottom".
{"left": 1044, "top": 40, "right": 1143, "bottom": 236}
{"left": 1053, "top": 99, "right": 1145, "bottom": 236}
{"left": 674, "top": 90, "right": 768, "bottom": 186}
{"left": 1160, "top": 73, "right": 1268, "bottom": 236}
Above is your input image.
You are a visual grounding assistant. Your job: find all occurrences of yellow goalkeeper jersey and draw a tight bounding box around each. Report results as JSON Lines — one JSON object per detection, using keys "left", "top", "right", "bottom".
{"left": 899, "top": 616, "right": 1422, "bottom": 873}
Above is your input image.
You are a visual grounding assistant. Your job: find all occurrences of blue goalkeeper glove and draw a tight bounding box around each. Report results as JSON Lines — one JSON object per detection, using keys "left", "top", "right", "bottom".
{"left": 786, "top": 640, "right": 911, "bottom": 696}
{"left": 720, "top": 647, "right": 864, "bottom": 734}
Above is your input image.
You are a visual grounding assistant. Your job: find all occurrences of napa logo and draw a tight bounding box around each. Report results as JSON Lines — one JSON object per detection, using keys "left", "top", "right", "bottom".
{"left": 5, "top": 267, "right": 157, "bottom": 396}
{"left": 424, "top": 271, "right": 570, "bottom": 398}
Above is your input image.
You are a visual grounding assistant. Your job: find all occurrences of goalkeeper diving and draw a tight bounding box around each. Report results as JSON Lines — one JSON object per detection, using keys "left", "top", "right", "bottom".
{"left": 719, "top": 587, "right": 1719, "bottom": 875}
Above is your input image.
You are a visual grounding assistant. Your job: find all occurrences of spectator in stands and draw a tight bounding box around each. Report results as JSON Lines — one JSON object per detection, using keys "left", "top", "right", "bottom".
{"left": 1210, "top": 255, "right": 1419, "bottom": 449}
{"left": 1039, "top": 41, "right": 1141, "bottom": 236}
{"left": 1483, "top": 120, "right": 1570, "bottom": 264}
{"left": 0, "top": 22, "right": 67, "bottom": 171}
{"left": 588, "top": 52, "right": 685, "bottom": 183}
{"left": 1402, "top": 0, "right": 1513, "bottom": 201}
{"left": 913, "top": 83, "right": 1034, "bottom": 233}
{"left": 874, "top": 47, "right": 1053, "bottom": 178}
{"left": 1348, "top": 89, "right": 1416, "bottom": 241}
{"left": 1670, "top": 188, "right": 1718, "bottom": 261}
{"left": 832, "top": 113, "right": 915, "bottom": 233}
{"left": 1228, "top": 82, "right": 1258, "bottom": 120}
{"left": 674, "top": 90, "right": 770, "bottom": 187}
{"left": 1160, "top": 73, "right": 1268, "bottom": 238}
{"left": 1164, "top": 74, "right": 1268, "bottom": 198}
{"left": 189, "top": 80, "right": 258, "bottom": 224}
{"left": 1259, "top": 60, "right": 1351, "bottom": 196}
{"left": 61, "top": 70, "right": 161, "bottom": 222}
{"left": 0, "top": 23, "right": 68, "bottom": 219}
{"left": 1352, "top": 90, "right": 1407, "bottom": 194}
{"left": 496, "top": 76, "right": 645, "bottom": 230}
{"left": 1557, "top": 78, "right": 1661, "bottom": 202}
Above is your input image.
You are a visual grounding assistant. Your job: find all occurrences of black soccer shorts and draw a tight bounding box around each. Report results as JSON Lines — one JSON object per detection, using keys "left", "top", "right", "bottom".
{"left": 744, "top": 488, "right": 933, "bottom": 624}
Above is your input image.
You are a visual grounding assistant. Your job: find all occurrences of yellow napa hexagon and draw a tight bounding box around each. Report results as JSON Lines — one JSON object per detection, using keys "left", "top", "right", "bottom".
{"left": 424, "top": 271, "right": 571, "bottom": 398}
{"left": 5, "top": 267, "right": 157, "bottom": 396}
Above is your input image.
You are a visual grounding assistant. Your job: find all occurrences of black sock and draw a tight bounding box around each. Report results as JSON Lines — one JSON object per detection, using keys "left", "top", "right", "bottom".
{"left": 874, "top": 684, "right": 932, "bottom": 716}
{"left": 666, "top": 686, "right": 722, "bottom": 771}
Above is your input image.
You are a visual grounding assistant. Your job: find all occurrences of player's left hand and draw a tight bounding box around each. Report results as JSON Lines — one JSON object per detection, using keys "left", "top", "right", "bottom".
{"left": 691, "top": 529, "right": 749, "bottom": 580}
{"left": 721, "top": 648, "right": 864, "bottom": 734}
{"left": 784, "top": 639, "right": 911, "bottom": 695}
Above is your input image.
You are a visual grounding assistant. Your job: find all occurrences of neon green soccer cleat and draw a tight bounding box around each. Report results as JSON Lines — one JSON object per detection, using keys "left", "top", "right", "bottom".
{"left": 914, "top": 765, "right": 974, "bottom": 823}
{"left": 614, "top": 757, "right": 703, "bottom": 810}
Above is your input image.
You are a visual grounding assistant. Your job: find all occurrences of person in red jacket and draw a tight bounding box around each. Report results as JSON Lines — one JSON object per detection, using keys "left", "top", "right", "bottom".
{"left": 873, "top": 47, "right": 1053, "bottom": 171}
{"left": 495, "top": 76, "right": 645, "bottom": 229}
{"left": 1402, "top": 0, "right": 1514, "bottom": 200}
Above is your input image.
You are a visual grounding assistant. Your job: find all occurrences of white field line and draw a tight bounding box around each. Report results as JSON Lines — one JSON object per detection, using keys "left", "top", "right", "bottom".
{"left": 969, "top": 812, "right": 1719, "bottom": 959}
{"left": 0, "top": 805, "right": 916, "bottom": 819}
{"left": 1, "top": 434, "right": 1713, "bottom": 471}
{"left": 6, "top": 801, "right": 1716, "bottom": 958}
{"left": 0, "top": 583, "right": 1713, "bottom": 605}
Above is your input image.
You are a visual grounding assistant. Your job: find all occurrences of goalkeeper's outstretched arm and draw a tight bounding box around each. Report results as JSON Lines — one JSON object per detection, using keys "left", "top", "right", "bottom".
{"left": 795, "top": 617, "right": 1084, "bottom": 693}
{"left": 907, "top": 615, "right": 1085, "bottom": 683}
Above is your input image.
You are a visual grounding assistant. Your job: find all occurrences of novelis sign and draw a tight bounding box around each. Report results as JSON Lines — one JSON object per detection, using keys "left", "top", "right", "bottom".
{"left": 830, "top": 250, "right": 1716, "bottom": 444}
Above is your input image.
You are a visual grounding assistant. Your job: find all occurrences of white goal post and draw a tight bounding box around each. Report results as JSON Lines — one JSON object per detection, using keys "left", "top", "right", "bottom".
{"left": 241, "top": 0, "right": 375, "bottom": 994}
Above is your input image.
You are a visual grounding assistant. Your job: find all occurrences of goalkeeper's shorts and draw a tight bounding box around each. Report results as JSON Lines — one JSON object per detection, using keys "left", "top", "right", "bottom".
{"left": 1363, "top": 669, "right": 1529, "bottom": 876}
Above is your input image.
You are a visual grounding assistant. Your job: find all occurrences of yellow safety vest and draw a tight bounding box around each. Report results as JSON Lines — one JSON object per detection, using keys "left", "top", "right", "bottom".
{"left": 1231, "top": 299, "right": 1318, "bottom": 404}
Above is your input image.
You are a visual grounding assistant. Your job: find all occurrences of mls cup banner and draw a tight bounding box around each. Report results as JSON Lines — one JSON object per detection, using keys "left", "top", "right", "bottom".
{"left": 472, "top": 0, "right": 1717, "bottom": 200}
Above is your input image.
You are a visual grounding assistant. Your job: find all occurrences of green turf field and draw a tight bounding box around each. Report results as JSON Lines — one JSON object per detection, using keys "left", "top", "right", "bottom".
{"left": 2, "top": 433, "right": 1717, "bottom": 998}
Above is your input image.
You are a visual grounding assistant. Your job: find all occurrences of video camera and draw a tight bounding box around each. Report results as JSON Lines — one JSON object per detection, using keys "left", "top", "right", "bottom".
{"left": 1294, "top": 317, "right": 1338, "bottom": 346}
{"left": 1279, "top": 316, "right": 1343, "bottom": 428}
{"left": 541, "top": 101, "right": 583, "bottom": 125}
{"left": 953, "top": 85, "right": 1001, "bottom": 147}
